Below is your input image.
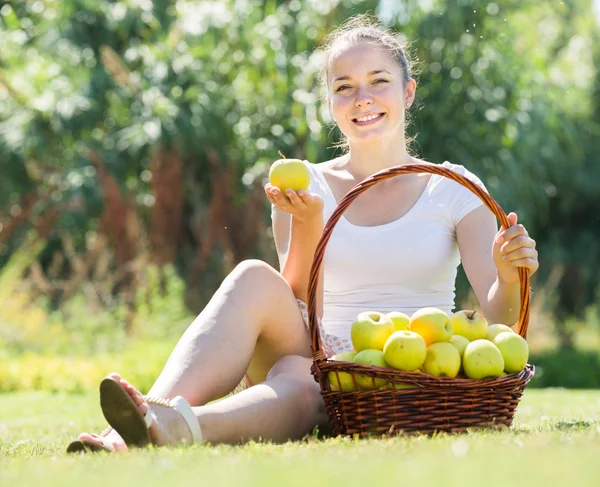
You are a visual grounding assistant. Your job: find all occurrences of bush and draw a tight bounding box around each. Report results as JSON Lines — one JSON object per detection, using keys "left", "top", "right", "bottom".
{"left": 528, "top": 348, "right": 600, "bottom": 389}
{"left": 0, "top": 340, "right": 172, "bottom": 394}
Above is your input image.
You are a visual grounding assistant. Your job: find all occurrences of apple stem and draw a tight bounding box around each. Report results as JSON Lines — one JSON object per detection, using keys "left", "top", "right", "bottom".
{"left": 469, "top": 311, "right": 477, "bottom": 319}
{"left": 277, "top": 151, "right": 287, "bottom": 159}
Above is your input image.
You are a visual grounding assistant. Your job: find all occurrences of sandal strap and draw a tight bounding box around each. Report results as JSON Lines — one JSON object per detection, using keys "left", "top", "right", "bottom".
{"left": 171, "top": 396, "right": 203, "bottom": 444}
{"left": 99, "top": 426, "right": 113, "bottom": 438}
{"left": 144, "top": 395, "right": 203, "bottom": 444}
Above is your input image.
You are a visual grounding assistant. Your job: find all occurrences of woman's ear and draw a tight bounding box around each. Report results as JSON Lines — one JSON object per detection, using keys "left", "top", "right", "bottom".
{"left": 404, "top": 79, "right": 417, "bottom": 108}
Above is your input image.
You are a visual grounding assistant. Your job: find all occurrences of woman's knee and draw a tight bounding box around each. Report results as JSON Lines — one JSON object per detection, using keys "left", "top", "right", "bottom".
{"left": 267, "top": 355, "right": 328, "bottom": 431}
{"left": 229, "top": 259, "right": 284, "bottom": 288}
{"left": 267, "top": 355, "right": 312, "bottom": 379}
{"left": 268, "top": 356, "right": 321, "bottom": 404}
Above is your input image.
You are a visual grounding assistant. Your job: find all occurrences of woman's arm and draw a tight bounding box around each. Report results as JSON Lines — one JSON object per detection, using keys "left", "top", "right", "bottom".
{"left": 266, "top": 185, "right": 325, "bottom": 316}
{"left": 456, "top": 206, "right": 538, "bottom": 325}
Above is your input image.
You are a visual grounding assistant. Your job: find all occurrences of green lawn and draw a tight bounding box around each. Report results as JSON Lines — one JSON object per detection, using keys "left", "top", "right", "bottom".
{"left": 1, "top": 389, "right": 599, "bottom": 487}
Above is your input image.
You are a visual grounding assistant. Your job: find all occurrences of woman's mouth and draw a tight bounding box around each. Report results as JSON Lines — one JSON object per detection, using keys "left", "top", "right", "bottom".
{"left": 352, "top": 113, "right": 385, "bottom": 126}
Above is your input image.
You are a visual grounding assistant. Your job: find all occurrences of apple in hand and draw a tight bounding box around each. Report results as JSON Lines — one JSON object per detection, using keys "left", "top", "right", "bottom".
{"left": 351, "top": 311, "right": 395, "bottom": 352}
{"left": 422, "top": 342, "right": 461, "bottom": 378}
{"left": 493, "top": 332, "right": 529, "bottom": 373}
{"left": 268, "top": 158, "right": 310, "bottom": 193}
{"left": 462, "top": 339, "right": 505, "bottom": 379}
{"left": 387, "top": 311, "right": 411, "bottom": 331}
{"left": 327, "top": 351, "right": 358, "bottom": 392}
{"left": 409, "top": 307, "right": 453, "bottom": 345}
{"left": 451, "top": 310, "right": 488, "bottom": 341}
{"left": 450, "top": 335, "right": 470, "bottom": 358}
{"left": 353, "top": 349, "right": 389, "bottom": 390}
{"left": 486, "top": 324, "right": 515, "bottom": 341}
{"left": 383, "top": 330, "right": 427, "bottom": 371}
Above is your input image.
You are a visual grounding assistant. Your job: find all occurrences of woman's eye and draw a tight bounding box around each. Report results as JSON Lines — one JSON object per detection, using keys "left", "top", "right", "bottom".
{"left": 374, "top": 79, "right": 389, "bottom": 85}
{"left": 336, "top": 85, "right": 351, "bottom": 92}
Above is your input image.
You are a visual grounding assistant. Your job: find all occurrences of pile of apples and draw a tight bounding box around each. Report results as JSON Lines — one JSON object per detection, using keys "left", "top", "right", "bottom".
{"left": 328, "top": 307, "right": 530, "bottom": 392}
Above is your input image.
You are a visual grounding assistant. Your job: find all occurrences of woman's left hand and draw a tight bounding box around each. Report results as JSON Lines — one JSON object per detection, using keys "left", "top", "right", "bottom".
{"left": 492, "top": 212, "right": 539, "bottom": 285}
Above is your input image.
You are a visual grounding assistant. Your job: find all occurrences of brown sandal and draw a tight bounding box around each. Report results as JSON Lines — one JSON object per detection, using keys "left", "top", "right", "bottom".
{"left": 99, "top": 376, "right": 202, "bottom": 448}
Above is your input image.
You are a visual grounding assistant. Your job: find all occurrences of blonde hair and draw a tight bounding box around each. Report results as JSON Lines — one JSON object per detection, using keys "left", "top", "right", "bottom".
{"left": 316, "top": 14, "right": 418, "bottom": 152}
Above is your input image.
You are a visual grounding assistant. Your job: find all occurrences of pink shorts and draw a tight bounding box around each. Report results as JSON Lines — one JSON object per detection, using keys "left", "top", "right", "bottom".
{"left": 231, "top": 299, "right": 353, "bottom": 395}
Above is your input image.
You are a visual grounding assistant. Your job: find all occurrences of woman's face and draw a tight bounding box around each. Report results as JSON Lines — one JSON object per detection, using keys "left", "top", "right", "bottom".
{"left": 327, "top": 41, "right": 415, "bottom": 145}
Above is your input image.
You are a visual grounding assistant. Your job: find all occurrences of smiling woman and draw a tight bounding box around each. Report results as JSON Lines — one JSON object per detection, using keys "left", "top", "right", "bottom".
{"left": 68, "top": 13, "right": 538, "bottom": 453}
{"left": 316, "top": 19, "right": 416, "bottom": 157}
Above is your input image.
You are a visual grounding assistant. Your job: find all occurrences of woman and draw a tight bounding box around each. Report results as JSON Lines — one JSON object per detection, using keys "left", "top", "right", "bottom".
{"left": 68, "top": 15, "right": 538, "bottom": 452}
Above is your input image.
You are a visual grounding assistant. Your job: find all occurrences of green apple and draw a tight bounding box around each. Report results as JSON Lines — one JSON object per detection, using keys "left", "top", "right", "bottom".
{"left": 383, "top": 330, "right": 427, "bottom": 371}
{"left": 351, "top": 311, "right": 395, "bottom": 352}
{"left": 422, "top": 342, "right": 461, "bottom": 378}
{"left": 387, "top": 311, "right": 411, "bottom": 331}
{"left": 486, "top": 324, "right": 515, "bottom": 341}
{"left": 268, "top": 158, "right": 310, "bottom": 193}
{"left": 389, "top": 370, "right": 422, "bottom": 389}
{"left": 493, "top": 332, "right": 529, "bottom": 373}
{"left": 451, "top": 310, "right": 488, "bottom": 341}
{"left": 409, "top": 307, "right": 453, "bottom": 345}
{"left": 462, "top": 339, "right": 505, "bottom": 379}
{"left": 353, "top": 349, "right": 389, "bottom": 390}
{"left": 327, "top": 351, "right": 358, "bottom": 392}
{"left": 449, "top": 335, "right": 470, "bottom": 358}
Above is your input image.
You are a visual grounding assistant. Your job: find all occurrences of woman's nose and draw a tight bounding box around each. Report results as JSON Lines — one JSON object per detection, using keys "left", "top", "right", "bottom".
{"left": 355, "top": 86, "right": 373, "bottom": 106}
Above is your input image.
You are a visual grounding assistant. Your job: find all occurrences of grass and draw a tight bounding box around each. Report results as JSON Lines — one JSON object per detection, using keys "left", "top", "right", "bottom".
{"left": 1, "top": 389, "right": 599, "bottom": 487}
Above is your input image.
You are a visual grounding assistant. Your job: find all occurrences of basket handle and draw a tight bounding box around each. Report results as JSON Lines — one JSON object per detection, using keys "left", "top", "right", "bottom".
{"left": 307, "top": 164, "right": 530, "bottom": 362}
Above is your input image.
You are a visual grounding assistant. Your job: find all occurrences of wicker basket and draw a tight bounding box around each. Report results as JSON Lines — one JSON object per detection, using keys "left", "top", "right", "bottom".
{"left": 307, "top": 163, "right": 535, "bottom": 436}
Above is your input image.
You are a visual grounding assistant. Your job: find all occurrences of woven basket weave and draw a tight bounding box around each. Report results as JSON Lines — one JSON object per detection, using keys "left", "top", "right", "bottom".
{"left": 307, "top": 164, "right": 535, "bottom": 436}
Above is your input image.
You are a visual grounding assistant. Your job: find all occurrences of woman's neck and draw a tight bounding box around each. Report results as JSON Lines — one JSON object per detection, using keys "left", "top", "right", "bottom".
{"left": 343, "top": 138, "right": 415, "bottom": 180}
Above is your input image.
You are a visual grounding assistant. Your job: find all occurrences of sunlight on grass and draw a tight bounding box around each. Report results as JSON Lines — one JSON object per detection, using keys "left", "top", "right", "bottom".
{"left": 1, "top": 389, "right": 599, "bottom": 487}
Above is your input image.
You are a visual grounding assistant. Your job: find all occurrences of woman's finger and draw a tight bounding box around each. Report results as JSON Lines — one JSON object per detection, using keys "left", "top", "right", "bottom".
{"left": 498, "top": 223, "right": 528, "bottom": 244}
{"left": 502, "top": 247, "right": 538, "bottom": 263}
{"left": 500, "top": 235, "right": 535, "bottom": 254}
{"left": 503, "top": 257, "right": 539, "bottom": 272}
{"left": 285, "top": 190, "right": 307, "bottom": 209}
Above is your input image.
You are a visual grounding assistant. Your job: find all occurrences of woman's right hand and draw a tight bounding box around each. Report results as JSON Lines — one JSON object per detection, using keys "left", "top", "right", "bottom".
{"left": 264, "top": 183, "right": 324, "bottom": 223}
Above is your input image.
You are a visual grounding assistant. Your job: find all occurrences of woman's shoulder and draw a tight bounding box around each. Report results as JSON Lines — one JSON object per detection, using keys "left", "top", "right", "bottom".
{"left": 421, "top": 160, "right": 484, "bottom": 184}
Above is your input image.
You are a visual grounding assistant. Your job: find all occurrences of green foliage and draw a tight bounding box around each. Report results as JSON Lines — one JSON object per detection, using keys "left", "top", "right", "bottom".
{"left": 529, "top": 348, "right": 600, "bottom": 389}
{"left": 0, "top": 340, "right": 171, "bottom": 393}
{"left": 1, "top": 0, "right": 599, "bottom": 344}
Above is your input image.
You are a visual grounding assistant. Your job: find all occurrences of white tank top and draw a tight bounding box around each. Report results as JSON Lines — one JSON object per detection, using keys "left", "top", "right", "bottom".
{"left": 276, "top": 160, "right": 487, "bottom": 343}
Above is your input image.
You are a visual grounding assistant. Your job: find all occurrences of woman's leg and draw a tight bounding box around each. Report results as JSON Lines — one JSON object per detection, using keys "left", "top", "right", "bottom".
{"left": 106, "top": 355, "right": 327, "bottom": 446}
{"left": 77, "top": 259, "right": 314, "bottom": 449}
{"left": 147, "top": 259, "right": 313, "bottom": 403}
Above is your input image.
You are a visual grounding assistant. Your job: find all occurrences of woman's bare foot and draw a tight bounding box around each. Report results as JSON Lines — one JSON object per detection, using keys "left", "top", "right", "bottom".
{"left": 76, "top": 428, "right": 128, "bottom": 452}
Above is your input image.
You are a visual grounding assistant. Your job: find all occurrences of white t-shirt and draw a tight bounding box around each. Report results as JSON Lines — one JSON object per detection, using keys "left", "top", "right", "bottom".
{"left": 273, "top": 160, "right": 487, "bottom": 345}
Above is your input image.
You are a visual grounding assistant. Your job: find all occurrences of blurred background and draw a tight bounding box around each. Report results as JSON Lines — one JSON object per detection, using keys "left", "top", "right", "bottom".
{"left": 0, "top": 0, "right": 599, "bottom": 393}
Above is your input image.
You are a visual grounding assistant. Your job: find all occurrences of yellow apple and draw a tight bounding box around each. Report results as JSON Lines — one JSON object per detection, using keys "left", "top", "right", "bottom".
{"left": 486, "top": 324, "right": 515, "bottom": 341}
{"left": 493, "top": 332, "right": 529, "bottom": 373}
{"left": 409, "top": 307, "right": 453, "bottom": 345}
{"left": 351, "top": 311, "right": 395, "bottom": 352}
{"left": 387, "top": 311, "right": 411, "bottom": 331}
{"left": 268, "top": 158, "right": 310, "bottom": 193}
{"left": 449, "top": 335, "right": 470, "bottom": 358}
{"left": 327, "top": 351, "right": 357, "bottom": 392}
{"left": 383, "top": 330, "right": 427, "bottom": 371}
{"left": 422, "top": 342, "right": 461, "bottom": 378}
{"left": 451, "top": 310, "right": 488, "bottom": 341}
{"left": 462, "top": 339, "right": 505, "bottom": 379}
{"left": 353, "top": 349, "right": 389, "bottom": 390}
